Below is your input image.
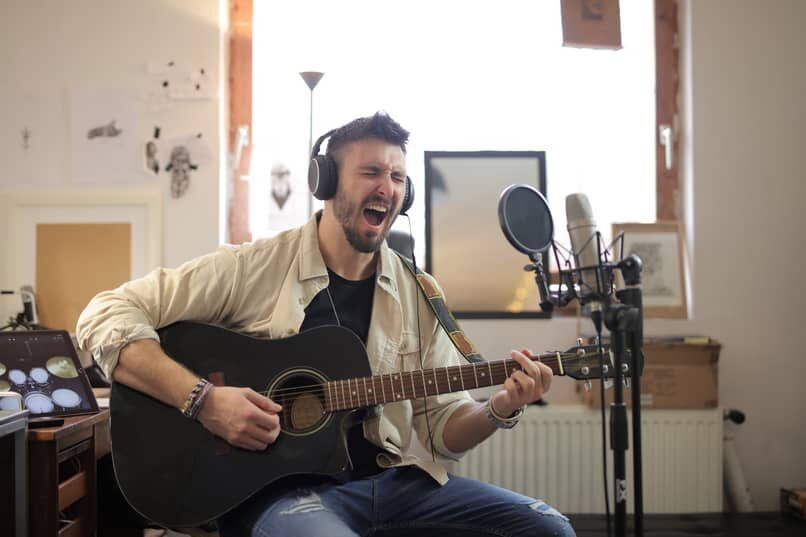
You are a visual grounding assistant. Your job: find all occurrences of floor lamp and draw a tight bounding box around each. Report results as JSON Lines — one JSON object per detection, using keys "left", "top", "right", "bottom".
{"left": 300, "top": 71, "right": 324, "bottom": 217}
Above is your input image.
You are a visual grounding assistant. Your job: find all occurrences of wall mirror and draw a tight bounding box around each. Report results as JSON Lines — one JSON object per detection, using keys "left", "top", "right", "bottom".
{"left": 425, "top": 151, "right": 548, "bottom": 318}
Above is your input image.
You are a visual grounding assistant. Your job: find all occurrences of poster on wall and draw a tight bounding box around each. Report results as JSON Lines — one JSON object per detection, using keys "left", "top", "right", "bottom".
{"left": 248, "top": 148, "right": 311, "bottom": 239}
{"left": 69, "top": 89, "right": 143, "bottom": 184}
{"left": 152, "top": 134, "right": 213, "bottom": 198}
{"left": 0, "top": 89, "right": 65, "bottom": 184}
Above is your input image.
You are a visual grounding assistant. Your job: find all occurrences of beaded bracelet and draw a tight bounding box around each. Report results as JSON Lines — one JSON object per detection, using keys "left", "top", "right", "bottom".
{"left": 485, "top": 398, "right": 526, "bottom": 429}
{"left": 187, "top": 380, "right": 213, "bottom": 420}
{"left": 181, "top": 378, "right": 211, "bottom": 419}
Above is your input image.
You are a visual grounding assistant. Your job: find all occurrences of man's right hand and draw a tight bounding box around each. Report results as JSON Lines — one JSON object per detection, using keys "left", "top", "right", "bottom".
{"left": 197, "top": 386, "right": 283, "bottom": 451}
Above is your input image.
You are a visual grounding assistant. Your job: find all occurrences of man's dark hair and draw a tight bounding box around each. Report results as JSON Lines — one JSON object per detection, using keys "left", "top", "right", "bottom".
{"left": 326, "top": 112, "right": 409, "bottom": 163}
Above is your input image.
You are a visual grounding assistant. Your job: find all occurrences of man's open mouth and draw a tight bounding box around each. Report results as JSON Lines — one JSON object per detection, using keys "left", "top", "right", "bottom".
{"left": 363, "top": 203, "right": 388, "bottom": 226}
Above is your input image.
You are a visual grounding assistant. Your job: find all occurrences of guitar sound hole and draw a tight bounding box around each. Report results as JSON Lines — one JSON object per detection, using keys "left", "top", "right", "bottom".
{"left": 271, "top": 372, "right": 328, "bottom": 436}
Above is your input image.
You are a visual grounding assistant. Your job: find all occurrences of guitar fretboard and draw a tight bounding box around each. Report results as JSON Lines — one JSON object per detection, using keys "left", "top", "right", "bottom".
{"left": 324, "top": 354, "right": 564, "bottom": 411}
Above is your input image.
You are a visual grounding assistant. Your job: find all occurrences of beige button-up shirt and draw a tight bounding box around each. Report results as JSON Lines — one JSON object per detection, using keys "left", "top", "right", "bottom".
{"left": 76, "top": 213, "right": 476, "bottom": 483}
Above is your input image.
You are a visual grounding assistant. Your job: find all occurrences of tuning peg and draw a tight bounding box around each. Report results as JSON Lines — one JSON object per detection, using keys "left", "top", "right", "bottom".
{"left": 623, "top": 377, "right": 631, "bottom": 388}
{"left": 602, "top": 364, "right": 609, "bottom": 374}
{"left": 621, "top": 363, "right": 629, "bottom": 374}
{"left": 581, "top": 366, "right": 590, "bottom": 377}
{"left": 576, "top": 338, "right": 584, "bottom": 347}
{"left": 603, "top": 380, "right": 614, "bottom": 391}
{"left": 577, "top": 347, "right": 586, "bottom": 356}
{"left": 584, "top": 380, "right": 592, "bottom": 392}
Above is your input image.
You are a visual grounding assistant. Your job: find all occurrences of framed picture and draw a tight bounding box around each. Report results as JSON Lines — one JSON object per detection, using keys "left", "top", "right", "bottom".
{"left": 425, "top": 151, "right": 548, "bottom": 318}
{"left": 611, "top": 221, "right": 687, "bottom": 319}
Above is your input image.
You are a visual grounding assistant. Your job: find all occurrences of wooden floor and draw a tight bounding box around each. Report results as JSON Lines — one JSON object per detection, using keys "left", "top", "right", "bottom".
{"left": 570, "top": 512, "right": 804, "bottom": 537}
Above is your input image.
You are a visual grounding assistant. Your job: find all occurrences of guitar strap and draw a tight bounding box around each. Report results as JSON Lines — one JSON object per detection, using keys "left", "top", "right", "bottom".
{"left": 393, "top": 251, "right": 485, "bottom": 364}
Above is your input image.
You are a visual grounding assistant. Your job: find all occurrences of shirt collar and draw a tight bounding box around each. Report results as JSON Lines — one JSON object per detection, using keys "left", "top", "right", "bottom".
{"left": 298, "top": 210, "right": 398, "bottom": 296}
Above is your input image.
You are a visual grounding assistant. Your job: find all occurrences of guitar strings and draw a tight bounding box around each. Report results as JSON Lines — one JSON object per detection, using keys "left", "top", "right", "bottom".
{"left": 260, "top": 354, "right": 568, "bottom": 398}
{"left": 261, "top": 356, "right": 566, "bottom": 397}
{"left": 257, "top": 354, "right": 572, "bottom": 404}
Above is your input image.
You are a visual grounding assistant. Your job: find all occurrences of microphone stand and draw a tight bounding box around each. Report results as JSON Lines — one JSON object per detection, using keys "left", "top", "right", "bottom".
{"left": 601, "top": 255, "right": 644, "bottom": 537}
{"left": 537, "top": 237, "right": 645, "bottom": 537}
{"left": 618, "top": 255, "right": 645, "bottom": 537}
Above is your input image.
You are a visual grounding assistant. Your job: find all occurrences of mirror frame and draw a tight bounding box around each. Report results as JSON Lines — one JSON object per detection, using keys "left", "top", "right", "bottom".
{"left": 424, "top": 150, "right": 549, "bottom": 319}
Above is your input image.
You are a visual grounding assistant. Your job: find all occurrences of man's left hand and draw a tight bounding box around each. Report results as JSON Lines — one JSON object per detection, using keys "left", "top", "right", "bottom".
{"left": 490, "top": 348, "right": 553, "bottom": 417}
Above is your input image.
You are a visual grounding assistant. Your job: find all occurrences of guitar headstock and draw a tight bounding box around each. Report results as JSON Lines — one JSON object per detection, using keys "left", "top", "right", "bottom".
{"left": 553, "top": 344, "right": 632, "bottom": 381}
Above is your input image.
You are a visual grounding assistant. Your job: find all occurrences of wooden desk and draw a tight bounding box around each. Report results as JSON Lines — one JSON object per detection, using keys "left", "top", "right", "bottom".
{"left": 28, "top": 410, "right": 110, "bottom": 537}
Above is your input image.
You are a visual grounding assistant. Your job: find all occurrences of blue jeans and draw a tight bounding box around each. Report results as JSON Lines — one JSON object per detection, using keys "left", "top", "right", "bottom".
{"left": 218, "top": 467, "right": 576, "bottom": 537}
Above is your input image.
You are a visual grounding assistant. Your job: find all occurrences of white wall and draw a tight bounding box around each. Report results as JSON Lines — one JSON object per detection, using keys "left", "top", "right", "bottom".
{"left": 682, "top": 0, "right": 806, "bottom": 510}
{"left": 0, "top": 0, "right": 224, "bottom": 272}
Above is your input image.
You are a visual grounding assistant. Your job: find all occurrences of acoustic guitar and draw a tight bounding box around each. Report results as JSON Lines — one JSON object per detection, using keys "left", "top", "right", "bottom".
{"left": 110, "top": 321, "right": 615, "bottom": 527}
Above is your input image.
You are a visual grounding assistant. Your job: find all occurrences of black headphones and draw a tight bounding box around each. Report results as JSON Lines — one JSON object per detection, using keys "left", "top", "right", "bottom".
{"left": 308, "top": 129, "right": 415, "bottom": 215}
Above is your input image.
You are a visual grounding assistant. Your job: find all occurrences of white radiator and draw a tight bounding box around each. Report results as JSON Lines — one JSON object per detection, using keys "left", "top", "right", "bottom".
{"left": 450, "top": 406, "right": 723, "bottom": 513}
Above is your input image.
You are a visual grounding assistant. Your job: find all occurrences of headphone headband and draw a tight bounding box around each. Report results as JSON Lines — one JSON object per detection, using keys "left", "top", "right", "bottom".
{"left": 310, "top": 129, "right": 338, "bottom": 160}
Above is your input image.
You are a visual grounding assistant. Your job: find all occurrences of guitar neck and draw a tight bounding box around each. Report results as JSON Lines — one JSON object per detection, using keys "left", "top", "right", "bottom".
{"left": 325, "top": 352, "right": 566, "bottom": 412}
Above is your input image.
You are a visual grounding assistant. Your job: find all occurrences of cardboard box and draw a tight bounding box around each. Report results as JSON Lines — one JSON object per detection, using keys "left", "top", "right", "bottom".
{"left": 579, "top": 340, "right": 720, "bottom": 409}
{"left": 781, "top": 487, "right": 806, "bottom": 520}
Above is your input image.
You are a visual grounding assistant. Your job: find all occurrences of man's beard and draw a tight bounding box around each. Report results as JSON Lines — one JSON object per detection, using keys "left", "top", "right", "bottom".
{"left": 334, "top": 190, "right": 393, "bottom": 253}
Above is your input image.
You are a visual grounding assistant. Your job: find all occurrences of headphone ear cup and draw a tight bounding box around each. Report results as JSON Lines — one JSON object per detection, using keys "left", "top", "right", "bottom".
{"left": 400, "top": 176, "right": 415, "bottom": 214}
{"left": 309, "top": 155, "right": 338, "bottom": 200}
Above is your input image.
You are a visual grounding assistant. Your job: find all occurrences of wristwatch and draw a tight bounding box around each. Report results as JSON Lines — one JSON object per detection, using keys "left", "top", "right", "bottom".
{"left": 485, "top": 398, "right": 526, "bottom": 429}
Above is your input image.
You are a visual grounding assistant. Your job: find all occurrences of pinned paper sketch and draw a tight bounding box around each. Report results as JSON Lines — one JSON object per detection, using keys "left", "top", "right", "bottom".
{"left": 70, "top": 89, "right": 142, "bottom": 184}
{"left": 165, "top": 145, "right": 197, "bottom": 198}
{"left": 248, "top": 152, "right": 309, "bottom": 238}
{"left": 146, "top": 61, "right": 215, "bottom": 100}
{"left": 144, "top": 141, "right": 160, "bottom": 175}
{"left": 161, "top": 134, "right": 212, "bottom": 198}
{"left": 169, "top": 67, "right": 215, "bottom": 100}
{"left": 270, "top": 162, "right": 292, "bottom": 209}
{"left": 86, "top": 120, "right": 123, "bottom": 139}
{"left": 0, "top": 89, "right": 64, "bottom": 184}
{"left": 142, "top": 126, "right": 162, "bottom": 176}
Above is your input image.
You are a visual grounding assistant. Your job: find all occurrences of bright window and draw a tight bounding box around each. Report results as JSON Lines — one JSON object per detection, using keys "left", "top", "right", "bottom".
{"left": 251, "top": 0, "right": 655, "bottom": 262}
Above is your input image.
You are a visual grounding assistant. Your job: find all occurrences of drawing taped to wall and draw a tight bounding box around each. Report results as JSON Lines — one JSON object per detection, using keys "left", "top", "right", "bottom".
{"left": 160, "top": 134, "right": 212, "bottom": 199}
{"left": 142, "top": 126, "right": 162, "bottom": 176}
{"left": 70, "top": 89, "right": 142, "bottom": 184}
{"left": 0, "top": 88, "right": 63, "bottom": 184}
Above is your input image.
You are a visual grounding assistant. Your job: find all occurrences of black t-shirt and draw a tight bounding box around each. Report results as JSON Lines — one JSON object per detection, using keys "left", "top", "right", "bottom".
{"left": 299, "top": 269, "right": 385, "bottom": 479}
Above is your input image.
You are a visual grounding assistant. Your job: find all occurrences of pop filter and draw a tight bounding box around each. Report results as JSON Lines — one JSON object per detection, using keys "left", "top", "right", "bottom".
{"left": 497, "top": 184, "right": 554, "bottom": 257}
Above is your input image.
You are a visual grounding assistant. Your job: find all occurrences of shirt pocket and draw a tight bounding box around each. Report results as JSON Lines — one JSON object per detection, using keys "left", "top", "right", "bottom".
{"left": 398, "top": 330, "right": 423, "bottom": 371}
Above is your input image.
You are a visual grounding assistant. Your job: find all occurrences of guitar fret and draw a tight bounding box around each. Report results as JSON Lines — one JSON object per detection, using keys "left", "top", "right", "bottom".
{"left": 363, "top": 377, "right": 370, "bottom": 405}
{"left": 458, "top": 366, "right": 466, "bottom": 390}
{"left": 393, "top": 373, "right": 403, "bottom": 401}
{"left": 445, "top": 366, "right": 451, "bottom": 393}
{"left": 432, "top": 368, "right": 439, "bottom": 394}
{"left": 379, "top": 374, "right": 387, "bottom": 403}
{"left": 338, "top": 380, "right": 346, "bottom": 410}
{"left": 472, "top": 363, "right": 479, "bottom": 388}
{"left": 409, "top": 371, "right": 418, "bottom": 398}
{"left": 349, "top": 378, "right": 356, "bottom": 408}
{"left": 486, "top": 362, "right": 493, "bottom": 386}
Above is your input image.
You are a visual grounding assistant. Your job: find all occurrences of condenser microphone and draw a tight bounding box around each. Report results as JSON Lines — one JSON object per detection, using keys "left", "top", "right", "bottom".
{"left": 565, "top": 193, "right": 605, "bottom": 315}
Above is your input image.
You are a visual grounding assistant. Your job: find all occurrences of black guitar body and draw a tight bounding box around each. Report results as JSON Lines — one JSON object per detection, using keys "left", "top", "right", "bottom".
{"left": 110, "top": 321, "right": 370, "bottom": 527}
